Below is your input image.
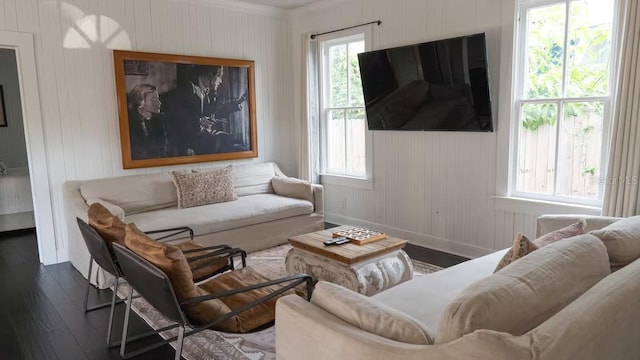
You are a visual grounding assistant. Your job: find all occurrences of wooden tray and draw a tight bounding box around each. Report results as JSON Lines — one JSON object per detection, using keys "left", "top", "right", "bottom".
{"left": 332, "top": 227, "right": 387, "bottom": 245}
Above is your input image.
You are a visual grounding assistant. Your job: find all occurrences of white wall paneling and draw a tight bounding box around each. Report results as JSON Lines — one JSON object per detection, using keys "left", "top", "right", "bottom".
{"left": 0, "top": 0, "right": 294, "bottom": 264}
{"left": 291, "top": 0, "right": 594, "bottom": 259}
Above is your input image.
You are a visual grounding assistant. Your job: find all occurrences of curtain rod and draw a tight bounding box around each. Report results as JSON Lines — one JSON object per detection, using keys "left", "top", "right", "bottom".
{"left": 310, "top": 20, "right": 381, "bottom": 39}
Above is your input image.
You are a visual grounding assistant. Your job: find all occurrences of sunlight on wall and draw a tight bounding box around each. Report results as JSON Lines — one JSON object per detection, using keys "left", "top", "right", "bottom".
{"left": 60, "top": 2, "right": 131, "bottom": 49}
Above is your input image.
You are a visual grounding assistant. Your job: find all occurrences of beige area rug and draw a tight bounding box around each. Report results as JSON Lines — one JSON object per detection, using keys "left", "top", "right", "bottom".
{"left": 117, "top": 244, "right": 442, "bottom": 360}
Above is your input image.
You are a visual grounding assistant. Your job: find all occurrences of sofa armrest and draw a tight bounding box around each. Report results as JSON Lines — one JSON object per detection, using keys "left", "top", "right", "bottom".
{"left": 63, "top": 180, "right": 115, "bottom": 288}
{"left": 275, "top": 295, "right": 530, "bottom": 360}
{"left": 311, "top": 183, "right": 323, "bottom": 215}
{"left": 536, "top": 214, "right": 621, "bottom": 238}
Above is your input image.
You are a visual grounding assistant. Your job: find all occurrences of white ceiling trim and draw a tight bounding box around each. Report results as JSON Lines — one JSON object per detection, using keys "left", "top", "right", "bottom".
{"left": 172, "top": 0, "right": 289, "bottom": 17}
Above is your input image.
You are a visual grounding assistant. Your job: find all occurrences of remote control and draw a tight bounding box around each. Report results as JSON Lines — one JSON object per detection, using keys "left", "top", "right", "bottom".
{"left": 324, "top": 237, "right": 348, "bottom": 246}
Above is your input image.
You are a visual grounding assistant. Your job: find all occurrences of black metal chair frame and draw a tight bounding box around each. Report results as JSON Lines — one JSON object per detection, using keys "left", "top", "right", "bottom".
{"left": 112, "top": 242, "right": 313, "bottom": 360}
{"left": 76, "top": 218, "right": 240, "bottom": 347}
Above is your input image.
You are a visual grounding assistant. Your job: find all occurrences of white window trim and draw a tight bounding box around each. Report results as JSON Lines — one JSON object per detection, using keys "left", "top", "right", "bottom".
{"left": 496, "top": 0, "right": 620, "bottom": 211}
{"left": 317, "top": 27, "right": 373, "bottom": 190}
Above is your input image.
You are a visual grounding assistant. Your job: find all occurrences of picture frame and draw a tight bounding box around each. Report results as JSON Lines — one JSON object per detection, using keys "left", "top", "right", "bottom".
{"left": 0, "top": 86, "right": 7, "bottom": 127}
{"left": 113, "top": 50, "right": 257, "bottom": 169}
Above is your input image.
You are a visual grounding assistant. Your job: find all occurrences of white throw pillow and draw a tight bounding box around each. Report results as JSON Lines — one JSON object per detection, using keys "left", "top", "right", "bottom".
{"left": 271, "top": 176, "right": 313, "bottom": 203}
{"left": 590, "top": 215, "right": 640, "bottom": 271}
{"left": 310, "top": 281, "right": 433, "bottom": 345}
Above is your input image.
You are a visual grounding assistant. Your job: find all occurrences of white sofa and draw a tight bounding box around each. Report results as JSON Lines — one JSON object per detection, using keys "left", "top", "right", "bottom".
{"left": 276, "top": 215, "right": 640, "bottom": 360}
{"left": 63, "top": 162, "right": 324, "bottom": 286}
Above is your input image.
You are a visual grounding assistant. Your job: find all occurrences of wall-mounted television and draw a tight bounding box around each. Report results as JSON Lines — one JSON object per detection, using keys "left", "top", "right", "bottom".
{"left": 358, "top": 33, "right": 493, "bottom": 132}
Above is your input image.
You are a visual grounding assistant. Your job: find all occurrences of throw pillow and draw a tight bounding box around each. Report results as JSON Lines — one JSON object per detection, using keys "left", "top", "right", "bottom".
{"left": 170, "top": 166, "right": 238, "bottom": 209}
{"left": 88, "top": 203, "right": 127, "bottom": 256}
{"left": 494, "top": 219, "right": 586, "bottom": 272}
{"left": 310, "top": 281, "right": 433, "bottom": 345}
{"left": 589, "top": 215, "right": 640, "bottom": 271}
{"left": 493, "top": 233, "right": 538, "bottom": 272}
{"left": 271, "top": 176, "right": 314, "bottom": 203}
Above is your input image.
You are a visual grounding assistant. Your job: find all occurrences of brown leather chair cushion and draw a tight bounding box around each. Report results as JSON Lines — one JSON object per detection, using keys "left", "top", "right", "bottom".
{"left": 88, "top": 203, "right": 127, "bottom": 255}
{"left": 175, "top": 240, "right": 229, "bottom": 281}
{"left": 125, "top": 223, "right": 286, "bottom": 333}
{"left": 189, "top": 267, "right": 291, "bottom": 333}
{"left": 124, "top": 223, "right": 199, "bottom": 301}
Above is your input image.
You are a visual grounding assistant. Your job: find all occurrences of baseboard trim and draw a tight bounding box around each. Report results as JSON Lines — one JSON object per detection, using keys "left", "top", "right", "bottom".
{"left": 325, "top": 212, "right": 494, "bottom": 259}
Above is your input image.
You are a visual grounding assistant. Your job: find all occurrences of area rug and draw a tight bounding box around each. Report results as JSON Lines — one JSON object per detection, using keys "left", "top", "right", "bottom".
{"left": 117, "top": 244, "right": 442, "bottom": 360}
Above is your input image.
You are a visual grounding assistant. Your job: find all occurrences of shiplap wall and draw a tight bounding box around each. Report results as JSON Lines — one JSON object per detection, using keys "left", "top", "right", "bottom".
{"left": 0, "top": 48, "right": 28, "bottom": 169}
{"left": 291, "top": 0, "right": 545, "bottom": 258}
{"left": 0, "top": 0, "right": 294, "bottom": 262}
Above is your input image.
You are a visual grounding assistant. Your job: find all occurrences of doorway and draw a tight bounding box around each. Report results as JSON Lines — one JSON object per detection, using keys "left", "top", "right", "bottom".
{"left": 0, "top": 31, "right": 57, "bottom": 265}
{"left": 0, "top": 48, "right": 34, "bottom": 232}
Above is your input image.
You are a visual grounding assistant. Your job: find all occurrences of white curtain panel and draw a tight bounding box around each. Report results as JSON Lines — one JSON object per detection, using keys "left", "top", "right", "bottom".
{"left": 299, "top": 34, "right": 320, "bottom": 183}
{"left": 603, "top": 0, "right": 640, "bottom": 217}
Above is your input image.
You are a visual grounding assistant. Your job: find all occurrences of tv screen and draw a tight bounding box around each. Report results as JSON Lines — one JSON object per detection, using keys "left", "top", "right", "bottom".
{"left": 358, "top": 33, "right": 493, "bottom": 131}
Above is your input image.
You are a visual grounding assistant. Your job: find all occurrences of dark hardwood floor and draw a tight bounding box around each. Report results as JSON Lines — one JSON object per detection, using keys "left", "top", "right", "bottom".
{"left": 0, "top": 225, "right": 467, "bottom": 359}
{"left": 0, "top": 229, "right": 176, "bottom": 360}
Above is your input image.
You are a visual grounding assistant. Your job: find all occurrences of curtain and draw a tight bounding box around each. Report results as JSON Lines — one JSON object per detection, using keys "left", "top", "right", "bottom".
{"left": 299, "top": 34, "right": 320, "bottom": 183}
{"left": 603, "top": 0, "right": 640, "bottom": 217}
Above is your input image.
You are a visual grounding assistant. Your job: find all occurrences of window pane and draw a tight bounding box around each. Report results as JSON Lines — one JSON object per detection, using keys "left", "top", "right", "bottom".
{"left": 556, "top": 101, "right": 603, "bottom": 198}
{"left": 348, "top": 41, "right": 365, "bottom": 107}
{"left": 346, "top": 108, "right": 366, "bottom": 175}
{"left": 517, "top": 103, "right": 558, "bottom": 194}
{"left": 523, "top": 3, "right": 566, "bottom": 100}
{"left": 329, "top": 44, "right": 348, "bottom": 107}
{"left": 566, "top": 0, "right": 613, "bottom": 97}
{"left": 326, "top": 109, "right": 346, "bottom": 173}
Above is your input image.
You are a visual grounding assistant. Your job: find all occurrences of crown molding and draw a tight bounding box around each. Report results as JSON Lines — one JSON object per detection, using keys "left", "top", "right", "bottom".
{"left": 172, "top": 0, "right": 288, "bottom": 18}
{"left": 290, "top": 0, "right": 352, "bottom": 15}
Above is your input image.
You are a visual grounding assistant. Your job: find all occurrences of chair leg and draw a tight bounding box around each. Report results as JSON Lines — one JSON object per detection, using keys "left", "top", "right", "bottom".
{"left": 120, "top": 285, "right": 134, "bottom": 359}
{"left": 106, "top": 277, "right": 120, "bottom": 344}
{"left": 174, "top": 325, "right": 185, "bottom": 360}
{"left": 84, "top": 257, "right": 94, "bottom": 312}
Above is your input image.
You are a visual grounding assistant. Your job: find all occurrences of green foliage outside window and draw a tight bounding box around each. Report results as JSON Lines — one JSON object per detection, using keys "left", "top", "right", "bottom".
{"left": 522, "top": 2, "right": 611, "bottom": 132}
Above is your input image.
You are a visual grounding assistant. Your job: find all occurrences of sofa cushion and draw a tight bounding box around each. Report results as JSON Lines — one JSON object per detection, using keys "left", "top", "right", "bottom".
{"left": 126, "top": 194, "right": 313, "bottom": 236}
{"left": 271, "top": 176, "right": 313, "bottom": 203}
{"left": 237, "top": 162, "right": 278, "bottom": 196}
{"left": 374, "top": 249, "right": 506, "bottom": 336}
{"left": 171, "top": 166, "right": 238, "bottom": 209}
{"left": 80, "top": 172, "right": 177, "bottom": 215}
{"left": 590, "top": 215, "right": 640, "bottom": 271}
{"left": 494, "top": 219, "right": 586, "bottom": 272}
{"left": 435, "top": 234, "right": 610, "bottom": 344}
{"left": 311, "top": 281, "right": 433, "bottom": 344}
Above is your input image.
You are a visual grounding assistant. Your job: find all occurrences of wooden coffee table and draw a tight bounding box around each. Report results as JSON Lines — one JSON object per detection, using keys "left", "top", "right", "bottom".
{"left": 285, "top": 226, "right": 413, "bottom": 296}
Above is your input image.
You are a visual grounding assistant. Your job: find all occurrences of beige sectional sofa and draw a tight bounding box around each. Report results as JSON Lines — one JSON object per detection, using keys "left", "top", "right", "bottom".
{"left": 276, "top": 215, "right": 640, "bottom": 360}
{"left": 63, "top": 162, "right": 323, "bottom": 287}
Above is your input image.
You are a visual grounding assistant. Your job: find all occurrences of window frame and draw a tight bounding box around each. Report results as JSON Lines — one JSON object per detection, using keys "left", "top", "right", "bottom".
{"left": 508, "top": 0, "right": 619, "bottom": 207}
{"left": 317, "top": 28, "right": 373, "bottom": 190}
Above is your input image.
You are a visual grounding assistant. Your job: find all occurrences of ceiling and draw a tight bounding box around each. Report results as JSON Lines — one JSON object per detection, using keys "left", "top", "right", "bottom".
{"left": 236, "top": 0, "right": 327, "bottom": 9}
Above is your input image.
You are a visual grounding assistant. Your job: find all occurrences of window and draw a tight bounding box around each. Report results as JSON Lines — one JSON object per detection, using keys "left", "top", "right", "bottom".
{"left": 319, "top": 33, "right": 371, "bottom": 184}
{"left": 512, "top": 0, "right": 616, "bottom": 205}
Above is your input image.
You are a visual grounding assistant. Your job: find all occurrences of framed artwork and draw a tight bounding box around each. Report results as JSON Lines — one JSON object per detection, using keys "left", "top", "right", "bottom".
{"left": 113, "top": 50, "right": 257, "bottom": 169}
{"left": 0, "top": 86, "right": 7, "bottom": 127}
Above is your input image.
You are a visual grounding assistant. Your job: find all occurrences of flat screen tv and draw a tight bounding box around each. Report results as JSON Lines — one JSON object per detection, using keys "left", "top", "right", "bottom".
{"left": 358, "top": 33, "right": 493, "bottom": 131}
